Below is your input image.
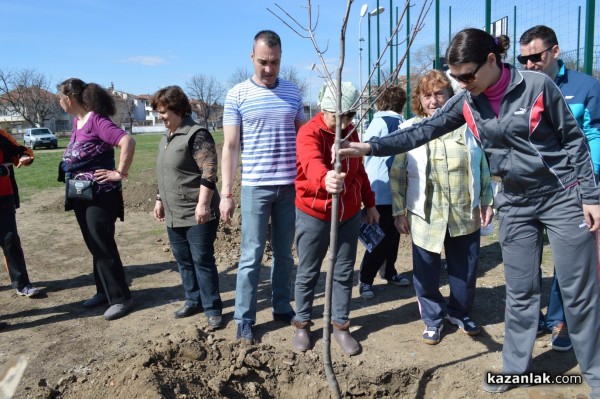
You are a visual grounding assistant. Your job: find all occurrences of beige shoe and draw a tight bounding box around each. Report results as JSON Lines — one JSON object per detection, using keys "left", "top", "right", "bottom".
{"left": 332, "top": 321, "right": 360, "bottom": 356}
{"left": 292, "top": 320, "right": 311, "bottom": 352}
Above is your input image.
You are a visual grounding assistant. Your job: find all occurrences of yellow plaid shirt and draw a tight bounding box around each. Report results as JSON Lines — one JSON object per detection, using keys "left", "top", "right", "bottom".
{"left": 390, "top": 123, "right": 493, "bottom": 253}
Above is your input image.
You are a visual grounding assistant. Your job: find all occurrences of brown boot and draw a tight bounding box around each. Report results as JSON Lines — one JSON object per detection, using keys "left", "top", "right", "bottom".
{"left": 292, "top": 320, "right": 311, "bottom": 351}
{"left": 332, "top": 321, "right": 360, "bottom": 356}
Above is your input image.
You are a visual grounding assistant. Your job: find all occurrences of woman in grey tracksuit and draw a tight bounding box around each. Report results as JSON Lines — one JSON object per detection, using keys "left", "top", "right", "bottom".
{"left": 340, "top": 28, "right": 600, "bottom": 398}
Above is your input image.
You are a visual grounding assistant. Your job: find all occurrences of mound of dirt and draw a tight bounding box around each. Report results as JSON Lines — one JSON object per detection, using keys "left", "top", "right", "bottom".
{"left": 31, "top": 323, "right": 426, "bottom": 399}
{"left": 5, "top": 143, "right": 591, "bottom": 399}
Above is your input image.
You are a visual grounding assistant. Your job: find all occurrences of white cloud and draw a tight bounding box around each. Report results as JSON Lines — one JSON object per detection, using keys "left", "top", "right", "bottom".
{"left": 121, "top": 56, "right": 166, "bottom": 66}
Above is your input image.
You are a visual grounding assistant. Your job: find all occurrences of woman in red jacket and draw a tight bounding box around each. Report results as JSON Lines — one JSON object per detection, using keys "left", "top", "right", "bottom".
{"left": 0, "top": 129, "right": 40, "bottom": 298}
{"left": 292, "top": 82, "right": 378, "bottom": 355}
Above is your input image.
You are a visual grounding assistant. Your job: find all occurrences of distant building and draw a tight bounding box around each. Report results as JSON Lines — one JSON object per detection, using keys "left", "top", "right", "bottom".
{"left": 0, "top": 83, "right": 224, "bottom": 136}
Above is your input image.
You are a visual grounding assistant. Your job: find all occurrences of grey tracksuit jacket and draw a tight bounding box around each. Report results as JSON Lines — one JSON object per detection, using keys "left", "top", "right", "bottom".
{"left": 368, "top": 64, "right": 600, "bottom": 389}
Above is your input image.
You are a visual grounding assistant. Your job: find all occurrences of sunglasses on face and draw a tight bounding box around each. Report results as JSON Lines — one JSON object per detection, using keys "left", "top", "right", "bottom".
{"left": 517, "top": 45, "right": 554, "bottom": 65}
{"left": 449, "top": 61, "right": 485, "bottom": 84}
{"left": 341, "top": 112, "right": 356, "bottom": 120}
{"left": 325, "top": 111, "right": 356, "bottom": 120}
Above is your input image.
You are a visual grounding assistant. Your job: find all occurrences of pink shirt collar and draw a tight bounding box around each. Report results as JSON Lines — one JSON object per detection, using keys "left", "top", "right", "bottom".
{"left": 483, "top": 65, "right": 510, "bottom": 117}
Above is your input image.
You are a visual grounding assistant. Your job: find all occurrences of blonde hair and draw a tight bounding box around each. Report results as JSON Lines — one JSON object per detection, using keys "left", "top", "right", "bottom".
{"left": 411, "top": 70, "right": 454, "bottom": 117}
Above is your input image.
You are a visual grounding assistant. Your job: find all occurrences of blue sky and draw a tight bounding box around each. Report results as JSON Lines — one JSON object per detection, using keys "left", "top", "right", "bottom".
{"left": 1, "top": 0, "right": 596, "bottom": 102}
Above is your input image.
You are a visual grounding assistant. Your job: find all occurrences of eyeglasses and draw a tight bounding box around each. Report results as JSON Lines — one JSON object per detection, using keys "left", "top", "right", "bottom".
{"left": 324, "top": 111, "right": 356, "bottom": 120}
{"left": 448, "top": 61, "right": 485, "bottom": 84}
{"left": 517, "top": 46, "right": 554, "bottom": 65}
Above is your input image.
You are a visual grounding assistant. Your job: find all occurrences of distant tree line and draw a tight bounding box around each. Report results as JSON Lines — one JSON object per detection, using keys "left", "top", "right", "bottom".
{"left": 0, "top": 65, "right": 310, "bottom": 132}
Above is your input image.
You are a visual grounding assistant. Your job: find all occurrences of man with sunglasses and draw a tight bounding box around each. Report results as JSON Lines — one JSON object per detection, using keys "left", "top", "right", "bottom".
{"left": 519, "top": 25, "right": 600, "bottom": 353}
{"left": 519, "top": 25, "right": 600, "bottom": 182}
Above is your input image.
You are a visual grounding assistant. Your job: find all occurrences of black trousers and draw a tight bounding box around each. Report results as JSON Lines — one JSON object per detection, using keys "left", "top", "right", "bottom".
{"left": 0, "top": 200, "right": 31, "bottom": 288}
{"left": 73, "top": 190, "right": 131, "bottom": 304}
{"left": 359, "top": 205, "right": 401, "bottom": 285}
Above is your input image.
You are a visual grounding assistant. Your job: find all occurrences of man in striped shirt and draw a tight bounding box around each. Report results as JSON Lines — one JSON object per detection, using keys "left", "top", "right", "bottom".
{"left": 220, "top": 30, "right": 305, "bottom": 343}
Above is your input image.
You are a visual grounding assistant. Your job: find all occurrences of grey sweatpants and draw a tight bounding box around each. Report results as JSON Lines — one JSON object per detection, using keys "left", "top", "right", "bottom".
{"left": 495, "top": 185, "right": 600, "bottom": 388}
{"left": 294, "top": 209, "right": 360, "bottom": 325}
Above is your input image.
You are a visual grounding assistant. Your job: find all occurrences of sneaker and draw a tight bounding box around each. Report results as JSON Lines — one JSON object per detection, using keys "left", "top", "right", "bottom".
{"left": 103, "top": 298, "right": 133, "bottom": 321}
{"left": 359, "top": 282, "right": 375, "bottom": 299}
{"left": 447, "top": 315, "right": 481, "bottom": 336}
{"left": 15, "top": 284, "right": 40, "bottom": 298}
{"left": 386, "top": 274, "right": 410, "bottom": 286}
{"left": 422, "top": 325, "right": 443, "bottom": 345}
{"left": 537, "top": 318, "right": 547, "bottom": 335}
{"left": 551, "top": 322, "right": 572, "bottom": 351}
{"left": 482, "top": 380, "right": 530, "bottom": 393}
{"left": 273, "top": 310, "right": 296, "bottom": 324}
{"left": 236, "top": 321, "right": 254, "bottom": 343}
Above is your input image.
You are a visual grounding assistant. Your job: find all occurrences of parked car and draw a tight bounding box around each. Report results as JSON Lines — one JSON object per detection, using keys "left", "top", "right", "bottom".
{"left": 23, "top": 128, "right": 58, "bottom": 149}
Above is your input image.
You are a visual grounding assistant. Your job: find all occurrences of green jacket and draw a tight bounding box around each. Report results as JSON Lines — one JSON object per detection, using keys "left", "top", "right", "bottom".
{"left": 156, "top": 118, "right": 220, "bottom": 227}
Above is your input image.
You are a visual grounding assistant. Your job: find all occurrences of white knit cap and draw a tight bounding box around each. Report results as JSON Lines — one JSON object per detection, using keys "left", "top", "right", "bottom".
{"left": 317, "top": 82, "right": 359, "bottom": 113}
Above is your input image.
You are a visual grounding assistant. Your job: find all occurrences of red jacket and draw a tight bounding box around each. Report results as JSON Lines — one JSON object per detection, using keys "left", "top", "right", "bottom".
{"left": 295, "top": 112, "right": 375, "bottom": 222}
{"left": 0, "top": 129, "right": 34, "bottom": 207}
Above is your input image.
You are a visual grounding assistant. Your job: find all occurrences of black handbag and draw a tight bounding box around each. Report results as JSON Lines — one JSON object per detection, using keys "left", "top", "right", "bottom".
{"left": 67, "top": 178, "right": 94, "bottom": 201}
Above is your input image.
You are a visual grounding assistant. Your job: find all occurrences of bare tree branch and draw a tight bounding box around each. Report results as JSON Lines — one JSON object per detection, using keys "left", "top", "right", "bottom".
{"left": 186, "top": 74, "right": 226, "bottom": 128}
{"left": 227, "top": 67, "right": 251, "bottom": 88}
{"left": 0, "top": 68, "right": 60, "bottom": 128}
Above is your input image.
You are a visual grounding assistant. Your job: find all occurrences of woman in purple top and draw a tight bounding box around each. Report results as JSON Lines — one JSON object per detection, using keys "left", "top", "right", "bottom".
{"left": 58, "top": 78, "right": 136, "bottom": 321}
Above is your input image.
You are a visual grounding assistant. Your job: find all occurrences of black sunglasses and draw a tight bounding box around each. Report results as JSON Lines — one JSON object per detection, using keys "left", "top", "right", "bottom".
{"left": 449, "top": 61, "right": 485, "bottom": 84}
{"left": 517, "top": 45, "right": 554, "bottom": 65}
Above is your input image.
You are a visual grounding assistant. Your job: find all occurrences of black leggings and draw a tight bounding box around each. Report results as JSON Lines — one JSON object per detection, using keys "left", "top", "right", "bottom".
{"left": 73, "top": 190, "right": 130, "bottom": 304}
{"left": 358, "top": 205, "right": 401, "bottom": 285}
{"left": 0, "top": 201, "right": 31, "bottom": 288}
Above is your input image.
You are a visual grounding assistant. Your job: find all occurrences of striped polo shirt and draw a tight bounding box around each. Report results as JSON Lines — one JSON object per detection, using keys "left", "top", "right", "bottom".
{"left": 223, "top": 77, "right": 305, "bottom": 186}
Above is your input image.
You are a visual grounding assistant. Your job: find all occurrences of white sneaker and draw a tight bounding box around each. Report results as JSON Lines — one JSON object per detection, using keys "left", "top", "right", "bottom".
{"left": 15, "top": 284, "right": 40, "bottom": 298}
{"left": 103, "top": 298, "right": 133, "bottom": 320}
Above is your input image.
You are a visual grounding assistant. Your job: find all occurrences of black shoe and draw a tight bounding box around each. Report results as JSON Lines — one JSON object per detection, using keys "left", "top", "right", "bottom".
{"left": 82, "top": 293, "right": 108, "bottom": 308}
{"left": 174, "top": 305, "right": 202, "bottom": 319}
{"left": 273, "top": 310, "right": 296, "bottom": 324}
{"left": 207, "top": 315, "right": 223, "bottom": 330}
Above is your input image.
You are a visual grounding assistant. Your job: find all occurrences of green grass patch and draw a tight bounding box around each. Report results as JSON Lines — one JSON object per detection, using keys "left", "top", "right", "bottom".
{"left": 13, "top": 130, "right": 224, "bottom": 201}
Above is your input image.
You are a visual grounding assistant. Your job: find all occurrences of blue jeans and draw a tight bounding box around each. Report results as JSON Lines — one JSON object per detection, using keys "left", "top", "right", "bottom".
{"left": 234, "top": 185, "right": 295, "bottom": 324}
{"left": 167, "top": 219, "right": 222, "bottom": 316}
{"left": 545, "top": 272, "right": 566, "bottom": 328}
{"left": 294, "top": 209, "right": 360, "bottom": 325}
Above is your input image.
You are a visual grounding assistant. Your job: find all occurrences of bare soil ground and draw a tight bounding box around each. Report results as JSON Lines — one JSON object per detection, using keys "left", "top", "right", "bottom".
{"left": 1, "top": 163, "right": 592, "bottom": 398}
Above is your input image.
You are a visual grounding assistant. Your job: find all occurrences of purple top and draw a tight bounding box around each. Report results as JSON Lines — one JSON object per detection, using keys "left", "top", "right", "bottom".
{"left": 62, "top": 112, "right": 126, "bottom": 194}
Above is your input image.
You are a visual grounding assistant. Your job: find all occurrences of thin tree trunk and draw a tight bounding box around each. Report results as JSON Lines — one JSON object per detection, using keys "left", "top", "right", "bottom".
{"left": 323, "top": 4, "right": 350, "bottom": 397}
